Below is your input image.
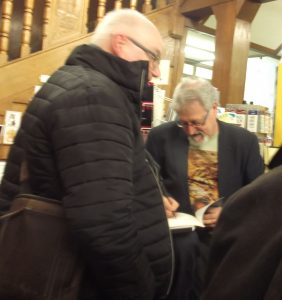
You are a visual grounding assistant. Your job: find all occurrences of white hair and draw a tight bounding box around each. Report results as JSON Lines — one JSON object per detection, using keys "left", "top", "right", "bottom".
{"left": 91, "top": 9, "right": 156, "bottom": 46}
{"left": 172, "top": 77, "right": 220, "bottom": 112}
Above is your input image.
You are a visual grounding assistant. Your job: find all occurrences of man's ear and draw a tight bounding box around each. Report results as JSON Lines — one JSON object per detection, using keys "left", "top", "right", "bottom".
{"left": 111, "top": 34, "right": 126, "bottom": 57}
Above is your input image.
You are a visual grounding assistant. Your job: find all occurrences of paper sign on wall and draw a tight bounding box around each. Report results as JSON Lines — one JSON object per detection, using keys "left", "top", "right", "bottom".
{"left": 2, "top": 110, "right": 22, "bottom": 144}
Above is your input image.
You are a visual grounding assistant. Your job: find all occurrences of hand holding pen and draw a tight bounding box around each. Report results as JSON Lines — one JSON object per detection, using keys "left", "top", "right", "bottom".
{"left": 163, "top": 196, "right": 179, "bottom": 218}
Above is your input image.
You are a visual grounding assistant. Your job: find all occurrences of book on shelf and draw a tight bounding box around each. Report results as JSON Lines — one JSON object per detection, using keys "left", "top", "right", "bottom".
{"left": 168, "top": 198, "right": 223, "bottom": 231}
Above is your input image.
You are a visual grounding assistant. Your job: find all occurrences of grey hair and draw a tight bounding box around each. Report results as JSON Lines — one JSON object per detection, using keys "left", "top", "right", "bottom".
{"left": 172, "top": 77, "right": 220, "bottom": 112}
{"left": 91, "top": 9, "right": 154, "bottom": 46}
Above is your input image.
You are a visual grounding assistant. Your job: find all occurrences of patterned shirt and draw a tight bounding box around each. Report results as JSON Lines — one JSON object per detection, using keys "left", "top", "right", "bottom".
{"left": 188, "top": 134, "right": 219, "bottom": 212}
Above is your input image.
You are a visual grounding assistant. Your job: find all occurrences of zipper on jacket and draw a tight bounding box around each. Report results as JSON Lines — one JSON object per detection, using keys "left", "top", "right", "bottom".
{"left": 145, "top": 157, "right": 175, "bottom": 298}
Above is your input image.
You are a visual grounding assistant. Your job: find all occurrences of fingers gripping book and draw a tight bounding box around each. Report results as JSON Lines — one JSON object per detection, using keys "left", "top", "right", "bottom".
{"left": 168, "top": 198, "right": 223, "bottom": 231}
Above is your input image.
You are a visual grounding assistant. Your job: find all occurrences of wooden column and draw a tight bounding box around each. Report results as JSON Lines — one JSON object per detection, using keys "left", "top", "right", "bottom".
{"left": 0, "top": 0, "right": 13, "bottom": 64}
{"left": 211, "top": 0, "right": 260, "bottom": 106}
{"left": 20, "top": 0, "right": 34, "bottom": 57}
{"left": 42, "top": 0, "right": 51, "bottom": 49}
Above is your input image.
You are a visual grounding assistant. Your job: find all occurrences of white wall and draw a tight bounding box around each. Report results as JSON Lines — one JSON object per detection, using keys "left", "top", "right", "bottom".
{"left": 244, "top": 56, "right": 279, "bottom": 112}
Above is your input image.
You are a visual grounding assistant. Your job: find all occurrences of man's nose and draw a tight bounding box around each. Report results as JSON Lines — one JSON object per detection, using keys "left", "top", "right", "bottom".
{"left": 185, "top": 124, "right": 198, "bottom": 135}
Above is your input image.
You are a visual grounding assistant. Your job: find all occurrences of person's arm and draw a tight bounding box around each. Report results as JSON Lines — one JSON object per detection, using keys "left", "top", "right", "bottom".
{"left": 145, "top": 136, "right": 180, "bottom": 218}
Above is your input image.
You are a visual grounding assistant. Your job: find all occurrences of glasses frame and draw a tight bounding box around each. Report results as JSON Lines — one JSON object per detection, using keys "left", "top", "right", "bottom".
{"left": 127, "top": 36, "right": 160, "bottom": 64}
{"left": 176, "top": 109, "right": 210, "bottom": 128}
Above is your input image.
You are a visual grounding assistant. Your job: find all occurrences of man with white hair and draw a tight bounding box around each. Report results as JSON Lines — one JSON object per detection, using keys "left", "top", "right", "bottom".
{"left": 0, "top": 9, "right": 173, "bottom": 300}
{"left": 146, "top": 77, "right": 264, "bottom": 299}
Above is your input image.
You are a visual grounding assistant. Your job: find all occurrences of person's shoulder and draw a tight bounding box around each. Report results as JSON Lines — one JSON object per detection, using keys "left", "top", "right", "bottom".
{"left": 151, "top": 121, "right": 176, "bottom": 131}
{"left": 149, "top": 121, "right": 177, "bottom": 135}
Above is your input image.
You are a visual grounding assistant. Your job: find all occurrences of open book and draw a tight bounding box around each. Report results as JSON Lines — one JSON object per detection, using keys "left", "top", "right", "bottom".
{"left": 168, "top": 198, "right": 223, "bottom": 231}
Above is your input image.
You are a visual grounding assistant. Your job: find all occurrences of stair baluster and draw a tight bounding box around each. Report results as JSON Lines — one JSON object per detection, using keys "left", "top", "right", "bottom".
{"left": 97, "top": 0, "right": 106, "bottom": 24}
{"left": 0, "top": 0, "right": 13, "bottom": 64}
{"left": 143, "top": 0, "right": 152, "bottom": 14}
{"left": 130, "top": 0, "right": 137, "bottom": 10}
{"left": 114, "top": 0, "right": 122, "bottom": 9}
{"left": 20, "top": 0, "right": 35, "bottom": 57}
{"left": 42, "top": 0, "right": 51, "bottom": 49}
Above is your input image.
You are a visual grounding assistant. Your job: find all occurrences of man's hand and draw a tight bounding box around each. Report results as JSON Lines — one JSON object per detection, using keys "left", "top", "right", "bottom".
{"left": 203, "top": 206, "right": 222, "bottom": 228}
{"left": 163, "top": 196, "right": 179, "bottom": 218}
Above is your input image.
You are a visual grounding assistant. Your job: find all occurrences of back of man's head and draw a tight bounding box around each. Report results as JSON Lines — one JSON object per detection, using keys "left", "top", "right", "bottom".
{"left": 91, "top": 9, "right": 159, "bottom": 50}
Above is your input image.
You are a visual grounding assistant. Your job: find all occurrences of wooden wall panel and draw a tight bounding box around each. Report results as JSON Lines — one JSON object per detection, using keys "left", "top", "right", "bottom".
{"left": 44, "top": 0, "right": 89, "bottom": 48}
{"left": 147, "top": 5, "right": 187, "bottom": 97}
{"left": 0, "top": 34, "right": 92, "bottom": 112}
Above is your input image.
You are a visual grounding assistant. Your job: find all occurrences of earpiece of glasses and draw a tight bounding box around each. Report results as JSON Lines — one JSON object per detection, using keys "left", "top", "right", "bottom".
{"left": 127, "top": 36, "right": 160, "bottom": 63}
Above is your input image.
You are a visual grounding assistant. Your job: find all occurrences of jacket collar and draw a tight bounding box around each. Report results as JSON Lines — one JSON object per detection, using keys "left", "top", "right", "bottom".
{"left": 65, "top": 44, "right": 150, "bottom": 104}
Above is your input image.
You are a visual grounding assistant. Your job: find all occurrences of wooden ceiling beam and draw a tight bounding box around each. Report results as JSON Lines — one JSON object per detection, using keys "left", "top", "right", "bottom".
{"left": 276, "top": 43, "right": 282, "bottom": 56}
{"left": 237, "top": 0, "right": 261, "bottom": 22}
{"left": 180, "top": 0, "right": 232, "bottom": 14}
{"left": 253, "top": 0, "right": 276, "bottom": 3}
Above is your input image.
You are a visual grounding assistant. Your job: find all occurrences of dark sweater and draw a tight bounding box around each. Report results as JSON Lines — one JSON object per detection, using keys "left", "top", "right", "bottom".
{"left": 202, "top": 165, "right": 282, "bottom": 300}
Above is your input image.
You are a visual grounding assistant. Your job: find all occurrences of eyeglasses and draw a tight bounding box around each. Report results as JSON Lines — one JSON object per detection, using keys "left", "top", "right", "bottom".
{"left": 176, "top": 110, "right": 210, "bottom": 128}
{"left": 127, "top": 36, "right": 160, "bottom": 64}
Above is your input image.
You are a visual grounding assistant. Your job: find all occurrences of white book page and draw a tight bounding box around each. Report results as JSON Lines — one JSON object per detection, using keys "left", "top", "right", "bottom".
{"left": 168, "top": 212, "right": 204, "bottom": 230}
{"left": 168, "top": 198, "right": 223, "bottom": 231}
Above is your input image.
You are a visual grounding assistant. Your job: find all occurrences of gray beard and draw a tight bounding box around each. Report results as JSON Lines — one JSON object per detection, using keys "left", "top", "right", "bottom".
{"left": 188, "top": 133, "right": 210, "bottom": 148}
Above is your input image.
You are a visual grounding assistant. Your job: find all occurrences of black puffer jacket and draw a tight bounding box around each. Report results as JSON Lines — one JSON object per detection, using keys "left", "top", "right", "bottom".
{"left": 0, "top": 45, "right": 173, "bottom": 300}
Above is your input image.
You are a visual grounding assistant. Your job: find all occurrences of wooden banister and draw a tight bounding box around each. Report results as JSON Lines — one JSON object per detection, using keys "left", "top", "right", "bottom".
{"left": 0, "top": 0, "right": 161, "bottom": 65}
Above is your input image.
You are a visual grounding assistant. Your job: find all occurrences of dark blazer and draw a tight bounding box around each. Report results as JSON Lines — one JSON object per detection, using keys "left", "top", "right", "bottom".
{"left": 146, "top": 120, "right": 264, "bottom": 214}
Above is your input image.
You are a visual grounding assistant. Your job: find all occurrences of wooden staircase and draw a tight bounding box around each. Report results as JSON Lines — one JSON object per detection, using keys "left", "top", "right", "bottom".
{"left": 0, "top": 0, "right": 184, "bottom": 159}
{"left": 1, "top": 0, "right": 272, "bottom": 157}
